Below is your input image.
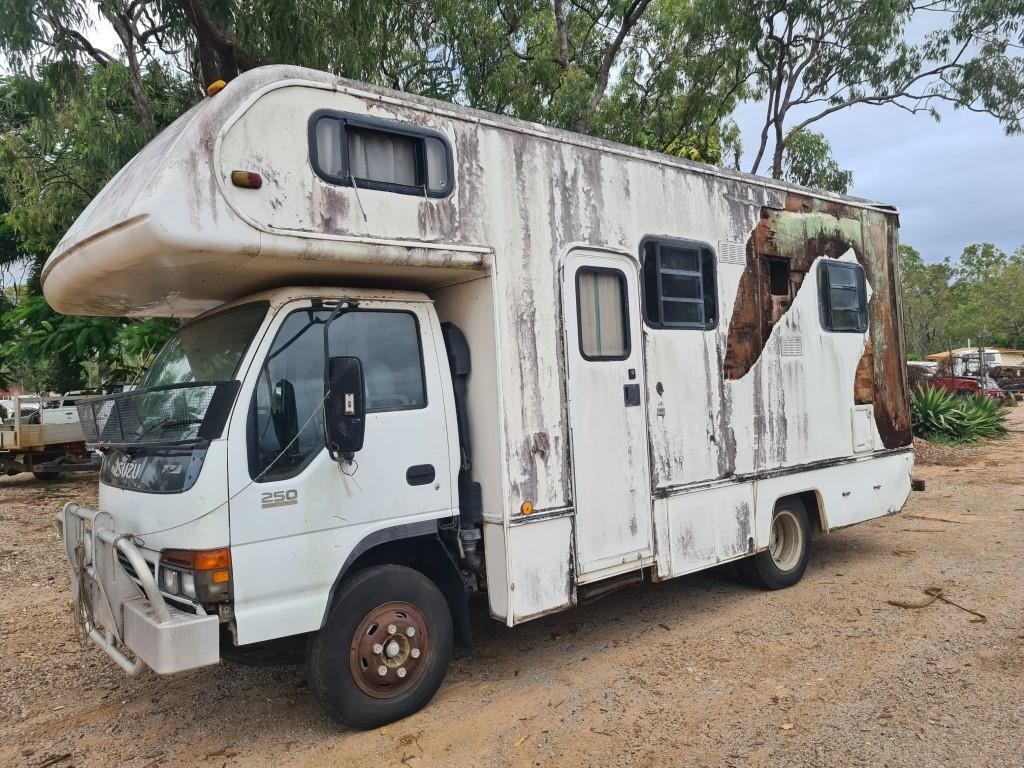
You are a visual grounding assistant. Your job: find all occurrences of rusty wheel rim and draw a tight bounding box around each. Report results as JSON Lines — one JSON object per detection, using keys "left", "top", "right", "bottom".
{"left": 350, "top": 601, "right": 431, "bottom": 699}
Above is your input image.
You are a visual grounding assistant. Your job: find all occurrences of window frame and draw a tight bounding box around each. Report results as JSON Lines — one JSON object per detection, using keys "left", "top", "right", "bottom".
{"left": 817, "top": 259, "right": 869, "bottom": 334}
{"left": 246, "top": 305, "right": 429, "bottom": 482}
{"left": 575, "top": 266, "right": 632, "bottom": 362}
{"left": 308, "top": 109, "right": 455, "bottom": 198}
{"left": 640, "top": 237, "right": 719, "bottom": 331}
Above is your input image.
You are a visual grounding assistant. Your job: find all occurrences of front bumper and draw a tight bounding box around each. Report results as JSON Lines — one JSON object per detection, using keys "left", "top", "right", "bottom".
{"left": 57, "top": 502, "right": 219, "bottom": 675}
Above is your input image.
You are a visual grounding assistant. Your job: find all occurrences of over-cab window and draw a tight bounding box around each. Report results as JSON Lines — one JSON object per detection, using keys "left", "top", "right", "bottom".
{"left": 248, "top": 309, "right": 426, "bottom": 481}
{"left": 641, "top": 239, "right": 717, "bottom": 330}
{"left": 576, "top": 267, "right": 629, "bottom": 360}
{"left": 310, "top": 111, "right": 453, "bottom": 197}
{"left": 818, "top": 260, "right": 868, "bottom": 333}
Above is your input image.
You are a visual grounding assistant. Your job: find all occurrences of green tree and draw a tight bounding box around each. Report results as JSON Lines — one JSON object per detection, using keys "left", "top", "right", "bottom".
{"left": 782, "top": 129, "right": 853, "bottom": 193}
{"left": 0, "top": 62, "right": 187, "bottom": 391}
{"left": 899, "top": 244, "right": 955, "bottom": 359}
{"left": 736, "top": 0, "right": 1024, "bottom": 179}
{"left": 946, "top": 243, "right": 1024, "bottom": 349}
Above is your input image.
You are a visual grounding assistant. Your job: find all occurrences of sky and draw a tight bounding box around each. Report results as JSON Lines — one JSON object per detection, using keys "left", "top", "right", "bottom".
{"left": 733, "top": 100, "right": 1024, "bottom": 266}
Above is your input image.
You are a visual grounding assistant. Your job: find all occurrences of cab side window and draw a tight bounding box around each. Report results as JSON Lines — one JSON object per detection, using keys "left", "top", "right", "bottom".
{"left": 249, "top": 309, "right": 426, "bottom": 481}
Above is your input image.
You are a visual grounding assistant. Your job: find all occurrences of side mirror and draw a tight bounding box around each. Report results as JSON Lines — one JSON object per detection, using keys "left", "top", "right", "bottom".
{"left": 325, "top": 356, "right": 366, "bottom": 457}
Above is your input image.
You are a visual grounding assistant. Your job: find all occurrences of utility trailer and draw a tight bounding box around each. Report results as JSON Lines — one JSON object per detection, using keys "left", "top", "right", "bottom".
{"left": 0, "top": 395, "right": 94, "bottom": 479}
{"left": 46, "top": 65, "right": 913, "bottom": 728}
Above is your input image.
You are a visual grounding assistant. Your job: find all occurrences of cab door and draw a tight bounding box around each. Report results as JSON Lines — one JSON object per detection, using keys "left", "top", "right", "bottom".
{"left": 562, "top": 250, "right": 652, "bottom": 578}
{"left": 225, "top": 298, "right": 455, "bottom": 644}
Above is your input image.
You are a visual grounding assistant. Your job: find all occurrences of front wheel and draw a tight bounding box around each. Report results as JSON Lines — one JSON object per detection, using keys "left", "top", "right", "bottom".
{"left": 738, "top": 497, "right": 812, "bottom": 590}
{"left": 307, "top": 564, "right": 453, "bottom": 729}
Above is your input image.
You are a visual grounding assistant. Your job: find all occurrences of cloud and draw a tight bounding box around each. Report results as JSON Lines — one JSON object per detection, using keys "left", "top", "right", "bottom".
{"left": 733, "top": 101, "right": 1024, "bottom": 264}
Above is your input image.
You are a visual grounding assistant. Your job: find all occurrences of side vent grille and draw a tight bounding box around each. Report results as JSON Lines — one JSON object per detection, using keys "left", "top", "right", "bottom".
{"left": 780, "top": 335, "right": 803, "bottom": 356}
{"left": 718, "top": 240, "right": 746, "bottom": 266}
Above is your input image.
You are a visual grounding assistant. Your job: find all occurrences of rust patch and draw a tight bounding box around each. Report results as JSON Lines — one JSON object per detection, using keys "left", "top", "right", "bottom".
{"left": 724, "top": 209, "right": 860, "bottom": 380}
{"left": 724, "top": 193, "right": 911, "bottom": 450}
{"left": 854, "top": 340, "right": 875, "bottom": 404}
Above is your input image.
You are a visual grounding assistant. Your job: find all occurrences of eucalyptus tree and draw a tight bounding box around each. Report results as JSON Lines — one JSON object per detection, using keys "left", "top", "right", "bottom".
{"left": 733, "top": 0, "right": 1024, "bottom": 179}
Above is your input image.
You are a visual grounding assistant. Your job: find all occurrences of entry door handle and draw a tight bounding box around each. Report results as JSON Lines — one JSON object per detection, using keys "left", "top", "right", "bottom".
{"left": 406, "top": 464, "right": 436, "bottom": 486}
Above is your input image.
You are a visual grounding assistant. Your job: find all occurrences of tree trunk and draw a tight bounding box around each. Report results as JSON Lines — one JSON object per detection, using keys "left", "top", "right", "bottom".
{"left": 771, "top": 132, "right": 785, "bottom": 180}
{"left": 574, "top": 0, "right": 652, "bottom": 134}
{"left": 101, "top": 7, "right": 156, "bottom": 138}
{"left": 177, "top": 0, "right": 260, "bottom": 84}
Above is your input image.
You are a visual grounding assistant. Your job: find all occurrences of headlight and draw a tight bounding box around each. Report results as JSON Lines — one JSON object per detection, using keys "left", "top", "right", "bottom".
{"left": 160, "top": 567, "right": 180, "bottom": 595}
{"left": 159, "top": 547, "right": 232, "bottom": 604}
{"left": 180, "top": 571, "right": 196, "bottom": 599}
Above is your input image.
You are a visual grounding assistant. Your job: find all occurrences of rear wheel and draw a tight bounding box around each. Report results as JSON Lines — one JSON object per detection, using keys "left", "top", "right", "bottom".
{"left": 739, "top": 497, "right": 811, "bottom": 590}
{"left": 307, "top": 564, "right": 452, "bottom": 729}
{"left": 32, "top": 469, "right": 59, "bottom": 481}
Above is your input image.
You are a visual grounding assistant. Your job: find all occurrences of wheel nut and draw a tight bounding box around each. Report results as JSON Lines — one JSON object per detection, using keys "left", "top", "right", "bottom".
{"left": 397, "top": 667, "right": 407, "bottom": 678}
{"left": 406, "top": 627, "right": 416, "bottom": 637}
{"left": 372, "top": 643, "right": 384, "bottom": 654}
{"left": 377, "top": 666, "right": 388, "bottom": 677}
{"left": 410, "top": 648, "right": 420, "bottom": 659}
{"left": 388, "top": 624, "right": 397, "bottom": 634}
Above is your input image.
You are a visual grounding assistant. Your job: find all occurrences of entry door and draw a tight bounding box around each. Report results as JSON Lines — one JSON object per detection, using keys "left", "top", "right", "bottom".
{"left": 563, "top": 250, "right": 652, "bottom": 576}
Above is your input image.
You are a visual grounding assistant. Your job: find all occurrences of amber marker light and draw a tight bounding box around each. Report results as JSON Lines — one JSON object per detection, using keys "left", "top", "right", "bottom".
{"left": 520, "top": 501, "right": 534, "bottom": 516}
{"left": 207, "top": 79, "right": 227, "bottom": 96}
{"left": 230, "top": 170, "right": 263, "bottom": 189}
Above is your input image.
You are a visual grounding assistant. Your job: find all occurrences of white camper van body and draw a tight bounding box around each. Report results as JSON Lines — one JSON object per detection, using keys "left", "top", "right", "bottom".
{"left": 47, "top": 66, "right": 913, "bottom": 726}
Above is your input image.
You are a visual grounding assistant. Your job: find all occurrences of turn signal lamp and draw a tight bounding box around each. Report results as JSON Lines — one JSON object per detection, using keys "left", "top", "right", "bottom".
{"left": 207, "top": 79, "right": 227, "bottom": 96}
{"left": 230, "top": 170, "right": 263, "bottom": 189}
{"left": 162, "top": 547, "right": 231, "bottom": 570}
{"left": 520, "top": 501, "right": 534, "bottom": 516}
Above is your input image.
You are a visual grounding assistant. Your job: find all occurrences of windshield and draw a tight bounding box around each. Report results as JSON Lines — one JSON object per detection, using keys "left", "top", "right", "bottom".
{"left": 140, "top": 302, "right": 269, "bottom": 387}
{"left": 78, "top": 302, "right": 268, "bottom": 447}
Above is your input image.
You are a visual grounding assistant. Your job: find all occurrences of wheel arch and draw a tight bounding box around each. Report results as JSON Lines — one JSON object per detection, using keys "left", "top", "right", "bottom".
{"left": 795, "top": 490, "right": 827, "bottom": 533}
{"left": 320, "top": 523, "right": 471, "bottom": 648}
{"left": 762, "top": 489, "right": 827, "bottom": 536}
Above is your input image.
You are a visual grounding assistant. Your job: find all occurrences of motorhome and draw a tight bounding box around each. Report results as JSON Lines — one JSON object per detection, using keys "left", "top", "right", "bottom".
{"left": 47, "top": 65, "right": 913, "bottom": 728}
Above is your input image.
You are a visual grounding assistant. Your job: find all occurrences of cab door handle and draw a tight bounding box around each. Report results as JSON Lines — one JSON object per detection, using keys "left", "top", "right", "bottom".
{"left": 406, "top": 464, "right": 436, "bottom": 486}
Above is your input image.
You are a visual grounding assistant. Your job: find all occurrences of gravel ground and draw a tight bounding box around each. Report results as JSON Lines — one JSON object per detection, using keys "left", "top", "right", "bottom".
{"left": 2, "top": 411, "right": 1023, "bottom": 768}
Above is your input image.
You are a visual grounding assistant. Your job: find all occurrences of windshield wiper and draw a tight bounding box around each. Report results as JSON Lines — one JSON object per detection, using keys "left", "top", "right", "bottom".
{"left": 136, "top": 416, "right": 204, "bottom": 439}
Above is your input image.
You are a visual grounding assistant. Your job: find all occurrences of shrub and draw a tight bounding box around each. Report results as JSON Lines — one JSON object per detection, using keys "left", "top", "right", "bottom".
{"left": 910, "top": 386, "right": 1008, "bottom": 443}
{"left": 958, "top": 393, "right": 1008, "bottom": 440}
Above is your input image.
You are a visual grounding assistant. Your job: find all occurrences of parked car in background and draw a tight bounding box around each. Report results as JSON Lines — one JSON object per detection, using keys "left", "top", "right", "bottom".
{"left": 928, "top": 375, "right": 1010, "bottom": 403}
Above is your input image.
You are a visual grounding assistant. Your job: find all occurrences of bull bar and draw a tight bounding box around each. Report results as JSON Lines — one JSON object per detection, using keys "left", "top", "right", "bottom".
{"left": 56, "top": 502, "right": 219, "bottom": 675}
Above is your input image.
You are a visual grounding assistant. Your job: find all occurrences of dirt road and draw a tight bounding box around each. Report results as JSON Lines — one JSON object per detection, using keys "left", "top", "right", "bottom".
{"left": 3, "top": 414, "right": 1023, "bottom": 768}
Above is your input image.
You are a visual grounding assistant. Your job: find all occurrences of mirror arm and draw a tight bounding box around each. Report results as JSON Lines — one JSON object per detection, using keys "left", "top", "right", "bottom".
{"left": 322, "top": 299, "right": 360, "bottom": 461}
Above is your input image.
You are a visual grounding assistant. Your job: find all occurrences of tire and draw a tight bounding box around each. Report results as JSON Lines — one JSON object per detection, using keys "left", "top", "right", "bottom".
{"left": 738, "top": 497, "right": 812, "bottom": 590}
{"left": 32, "top": 470, "right": 59, "bottom": 481}
{"left": 307, "top": 564, "right": 453, "bottom": 729}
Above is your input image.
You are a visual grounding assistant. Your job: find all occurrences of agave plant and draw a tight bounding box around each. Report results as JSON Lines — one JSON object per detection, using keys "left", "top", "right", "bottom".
{"left": 910, "top": 386, "right": 960, "bottom": 440}
{"left": 910, "top": 386, "right": 1008, "bottom": 443}
{"left": 957, "top": 394, "right": 1008, "bottom": 440}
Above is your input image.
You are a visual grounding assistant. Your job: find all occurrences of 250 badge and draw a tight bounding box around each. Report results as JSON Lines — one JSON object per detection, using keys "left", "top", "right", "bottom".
{"left": 261, "top": 489, "right": 298, "bottom": 509}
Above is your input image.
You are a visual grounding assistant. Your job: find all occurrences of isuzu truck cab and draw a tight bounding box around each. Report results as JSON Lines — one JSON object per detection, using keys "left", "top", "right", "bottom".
{"left": 49, "top": 66, "right": 914, "bottom": 728}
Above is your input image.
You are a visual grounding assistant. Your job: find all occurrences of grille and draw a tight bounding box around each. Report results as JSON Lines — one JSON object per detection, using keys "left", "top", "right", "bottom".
{"left": 718, "top": 240, "right": 747, "bottom": 266}
{"left": 780, "top": 335, "right": 803, "bottom": 356}
{"left": 116, "top": 550, "right": 156, "bottom": 581}
{"left": 115, "top": 551, "right": 198, "bottom": 614}
{"left": 77, "top": 381, "right": 237, "bottom": 447}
